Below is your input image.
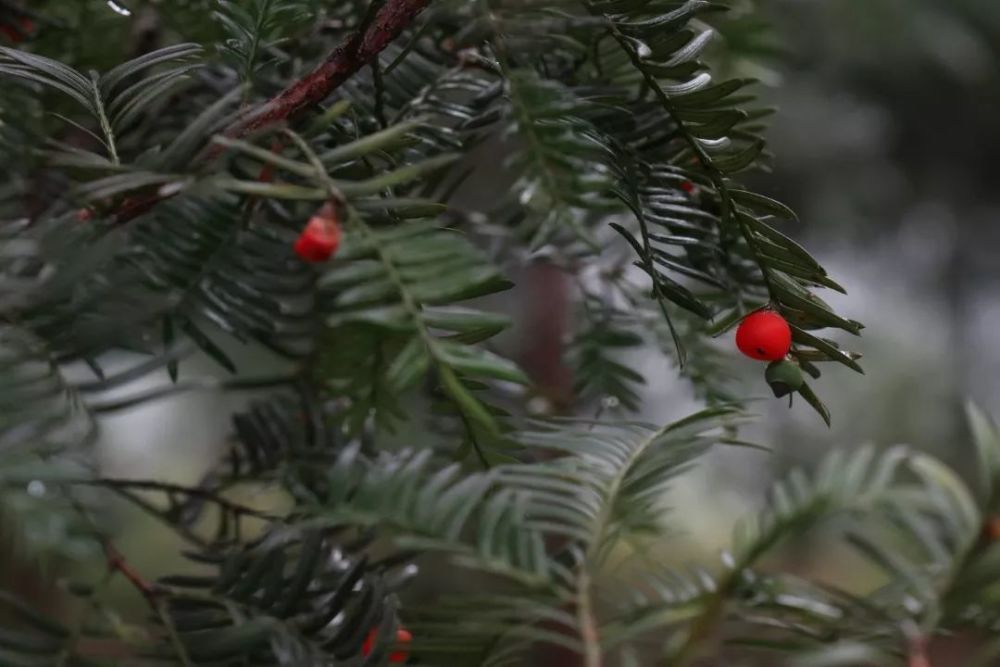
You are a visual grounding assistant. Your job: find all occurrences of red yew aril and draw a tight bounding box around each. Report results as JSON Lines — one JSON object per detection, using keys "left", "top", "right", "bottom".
{"left": 735, "top": 310, "right": 792, "bottom": 361}
{"left": 0, "top": 17, "right": 35, "bottom": 44}
{"left": 983, "top": 516, "right": 1000, "bottom": 542}
{"left": 294, "top": 203, "right": 341, "bottom": 263}
{"left": 362, "top": 627, "right": 412, "bottom": 663}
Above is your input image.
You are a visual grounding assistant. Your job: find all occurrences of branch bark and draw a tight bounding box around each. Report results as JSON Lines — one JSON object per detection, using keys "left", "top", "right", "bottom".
{"left": 220, "top": 0, "right": 430, "bottom": 142}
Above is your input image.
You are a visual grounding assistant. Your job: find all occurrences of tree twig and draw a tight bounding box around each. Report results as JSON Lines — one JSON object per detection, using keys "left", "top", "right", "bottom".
{"left": 103, "top": 543, "right": 160, "bottom": 601}
{"left": 210, "top": 0, "right": 430, "bottom": 153}
{"left": 67, "top": 495, "right": 162, "bottom": 601}
{"left": 70, "top": 477, "right": 277, "bottom": 520}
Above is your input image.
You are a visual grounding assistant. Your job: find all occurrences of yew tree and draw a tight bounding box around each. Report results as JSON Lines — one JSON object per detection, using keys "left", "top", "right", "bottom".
{"left": 2, "top": 1, "right": 1000, "bottom": 666}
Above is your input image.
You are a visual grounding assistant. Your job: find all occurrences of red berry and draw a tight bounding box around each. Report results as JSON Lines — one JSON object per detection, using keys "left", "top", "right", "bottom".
{"left": 0, "top": 17, "right": 34, "bottom": 43}
{"left": 390, "top": 629, "right": 412, "bottom": 663}
{"left": 362, "top": 627, "right": 412, "bottom": 663}
{"left": 257, "top": 163, "right": 275, "bottom": 183}
{"left": 294, "top": 205, "right": 341, "bottom": 263}
{"left": 983, "top": 516, "right": 1000, "bottom": 542}
{"left": 735, "top": 310, "right": 792, "bottom": 361}
{"left": 75, "top": 208, "right": 94, "bottom": 222}
{"left": 680, "top": 180, "right": 695, "bottom": 194}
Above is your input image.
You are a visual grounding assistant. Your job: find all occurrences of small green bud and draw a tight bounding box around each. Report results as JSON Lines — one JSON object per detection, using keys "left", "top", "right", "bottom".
{"left": 765, "top": 359, "right": 804, "bottom": 398}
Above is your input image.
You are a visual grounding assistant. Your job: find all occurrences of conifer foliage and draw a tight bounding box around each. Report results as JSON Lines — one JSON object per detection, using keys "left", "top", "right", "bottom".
{"left": 0, "top": 1, "right": 996, "bottom": 666}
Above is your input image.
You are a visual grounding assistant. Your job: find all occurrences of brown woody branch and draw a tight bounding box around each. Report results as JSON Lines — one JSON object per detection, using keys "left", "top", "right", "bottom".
{"left": 66, "top": 495, "right": 161, "bottom": 601}
{"left": 104, "top": 542, "right": 160, "bottom": 600}
{"left": 220, "top": 0, "right": 430, "bottom": 142}
{"left": 108, "top": 0, "right": 431, "bottom": 224}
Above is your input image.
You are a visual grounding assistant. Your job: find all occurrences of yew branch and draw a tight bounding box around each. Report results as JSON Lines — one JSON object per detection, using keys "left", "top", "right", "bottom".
{"left": 220, "top": 0, "right": 431, "bottom": 141}
{"left": 108, "top": 0, "right": 431, "bottom": 223}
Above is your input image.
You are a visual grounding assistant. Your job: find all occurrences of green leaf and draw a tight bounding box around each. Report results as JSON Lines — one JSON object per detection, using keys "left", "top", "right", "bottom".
{"left": 674, "top": 78, "right": 755, "bottom": 109}
{"left": 790, "top": 326, "right": 863, "bottom": 374}
{"left": 101, "top": 43, "right": 202, "bottom": 94}
{"left": 0, "top": 47, "right": 91, "bottom": 96}
{"left": 712, "top": 140, "right": 764, "bottom": 173}
{"left": 435, "top": 342, "right": 529, "bottom": 384}
{"left": 184, "top": 618, "right": 276, "bottom": 660}
{"left": 385, "top": 338, "right": 431, "bottom": 390}
{"left": 730, "top": 189, "right": 798, "bottom": 222}
{"left": 319, "top": 120, "right": 422, "bottom": 166}
{"left": 797, "top": 381, "right": 831, "bottom": 427}
{"left": 159, "top": 87, "right": 242, "bottom": 169}
{"left": 338, "top": 154, "right": 460, "bottom": 197}
{"left": 438, "top": 366, "right": 498, "bottom": 433}
{"left": 742, "top": 213, "right": 823, "bottom": 270}
{"left": 966, "top": 402, "right": 1000, "bottom": 501}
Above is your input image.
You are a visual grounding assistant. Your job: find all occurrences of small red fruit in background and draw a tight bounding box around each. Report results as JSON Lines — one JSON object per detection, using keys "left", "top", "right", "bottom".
{"left": 983, "top": 516, "right": 1000, "bottom": 542}
{"left": 735, "top": 310, "right": 792, "bottom": 361}
{"left": 362, "top": 627, "right": 412, "bottom": 663}
{"left": 0, "top": 17, "right": 35, "bottom": 44}
{"left": 294, "top": 203, "right": 341, "bottom": 263}
{"left": 680, "top": 180, "right": 695, "bottom": 194}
